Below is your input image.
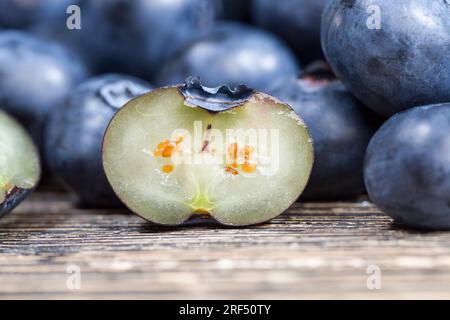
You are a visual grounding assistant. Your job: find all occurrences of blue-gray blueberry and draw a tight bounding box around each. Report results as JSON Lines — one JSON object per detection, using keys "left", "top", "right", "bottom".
{"left": 252, "top": 0, "right": 330, "bottom": 63}
{"left": 0, "top": 30, "right": 88, "bottom": 148}
{"left": 45, "top": 74, "right": 152, "bottom": 207}
{"left": 270, "top": 62, "right": 379, "bottom": 200}
{"left": 364, "top": 103, "right": 450, "bottom": 230}
{"left": 34, "top": 0, "right": 218, "bottom": 79}
{"left": 0, "top": 0, "right": 69, "bottom": 29}
{"left": 321, "top": 0, "right": 450, "bottom": 117}
{"left": 156, "top": 22, "right": 299, "bottom": 92}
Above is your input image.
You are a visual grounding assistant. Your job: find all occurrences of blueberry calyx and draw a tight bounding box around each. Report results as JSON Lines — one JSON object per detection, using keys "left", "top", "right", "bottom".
{"left": 99, "top": 80, "right": 150, "bottom": 109}
{"left": 179, "top": 76, "right": 255, "bottom": 113}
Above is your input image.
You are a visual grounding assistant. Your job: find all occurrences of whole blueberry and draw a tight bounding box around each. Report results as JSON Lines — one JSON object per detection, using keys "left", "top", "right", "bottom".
{"left": 34, "top": 0, "right": 218, "bottom": 79}
{"left": 321, "top": 0, "right": 450, "bottom": 117}
{"left": 156, "top": 22, "right": 299, "bottom": 92}
{"left": 0, "top": 31, "right": 88, "bottom": 148}
{"left": 252, "top": 0, "right": 330, "bottom": 63}
{"left": 364, "top": 104, "right": 450, "bottom": 230}
{"left": 270, "top": 62, "right": 379, "bottom": 200}
{"left": 45, "top": 74, "right": 152, "bottom": 207}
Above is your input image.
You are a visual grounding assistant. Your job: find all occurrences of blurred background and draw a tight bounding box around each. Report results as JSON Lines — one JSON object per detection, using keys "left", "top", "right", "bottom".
{"left": 0, "top": 0, "right": 322, "bottom": 87}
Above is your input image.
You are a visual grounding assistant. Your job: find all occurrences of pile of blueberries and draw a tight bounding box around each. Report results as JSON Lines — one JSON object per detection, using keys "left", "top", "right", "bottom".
{"left": 0, "top": 0, "right": 449, "bottom": 230}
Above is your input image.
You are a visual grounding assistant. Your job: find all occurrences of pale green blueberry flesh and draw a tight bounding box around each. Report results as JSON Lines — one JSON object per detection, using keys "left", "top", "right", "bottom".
{"left": 103, "top": 86, "right": 313, "bottom": 226}
{"left": 0, "top": 110, "right": 40, "bottom": 216}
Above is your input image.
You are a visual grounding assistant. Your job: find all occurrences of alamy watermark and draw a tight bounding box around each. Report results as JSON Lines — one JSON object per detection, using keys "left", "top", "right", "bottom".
{"left": 366, "top": 5, "right": 381, "bottom": 30}
{"left": 66, "top": 5, "right": 81, "bottom": 30}
{"left": 66, "top": 264, "right": 81, "bottom": 290}
{"left": 366, "top": 265, "right": 382, "bottom": 290}
{"left": 146, "top": 122, "right": 281, "bottom": 176}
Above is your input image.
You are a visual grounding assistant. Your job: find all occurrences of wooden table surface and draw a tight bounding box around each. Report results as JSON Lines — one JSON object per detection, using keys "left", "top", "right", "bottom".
{"left": 0, "top": 191, "right": 449, "bottom": 300}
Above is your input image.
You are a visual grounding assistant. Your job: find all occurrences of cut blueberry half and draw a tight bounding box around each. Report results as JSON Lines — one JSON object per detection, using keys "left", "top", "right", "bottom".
{"left": 103, "top": 78, "right": 313, "bottom": 226}
{"left": 0, "top": 110, "right": 40, "bottom": 217}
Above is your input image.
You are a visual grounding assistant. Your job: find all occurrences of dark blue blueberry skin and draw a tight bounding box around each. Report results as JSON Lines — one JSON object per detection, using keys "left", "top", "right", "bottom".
{"left": 0, "top": 0, "right": 67, "bottom": 29}
{"left": 252, "top": 0, "right": 330, "bottom": 63}
{"left": 218, "top": 0, "right": 251, "bottom": 23}
{"left": 364, "top": 104, "right": 450, "bottom": 230}
{"left": 270, "top": 63, "right": 379, "bottom": 200}
{"left": 45, "top": 74, "right": 152, "bottom": 207}
{"left": 0, "top": 0, "right": 43, "bottom": 29}
{"left": 0, "top": 0, "right": 36, "bottom": 29}
{"left": 156, "top": 23, "right": 300, "bottom": 92}
{"left": 321, "top": 0, "right": 450, "bottom": 117}
{"left": 0, "top": 31, "right": 88, "bottom": 149}
{"left": 34, "top": 0, "right": 218, "bottom": 79}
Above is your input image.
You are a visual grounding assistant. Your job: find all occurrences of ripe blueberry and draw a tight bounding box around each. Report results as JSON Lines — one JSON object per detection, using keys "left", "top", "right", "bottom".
{"left": 0, "top": 30, "right": 88, "bottom": 149}
{"left": 364, "top": 104, "right": 450, "bottom": 230}
{"left": 156, "top": 22, "right": 300, "bottom": 92}
{"left": 34, "top": 0, "right": 218, "bottom": 79}
{"left": 45, "top": 74, "right": 152, "bottom": 207}
{"left": 252, "top": 0, "right": 330, "bottom": 63}
{"left": 102, "top": 77, "right": 313, "bottom": 225}
{"left": 322, "top": 0, "right": 450, "bottom": 117}
{"left": 270, "top": 62, "right": 379, "bottom": 200}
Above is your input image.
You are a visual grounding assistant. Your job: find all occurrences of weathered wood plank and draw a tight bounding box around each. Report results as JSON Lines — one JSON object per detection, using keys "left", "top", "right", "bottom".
{"left": 1, "top": 192, "right": 450, "bottom": 299}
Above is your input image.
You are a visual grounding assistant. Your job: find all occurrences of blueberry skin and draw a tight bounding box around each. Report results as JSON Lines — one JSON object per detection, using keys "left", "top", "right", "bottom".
{"left": 270, "top": 64, "right": 379, "bottom": 200}
{"left": 219, "top": 0, "right": 251, "bottom": 22}
{"left": 156, "top": 23, "right": 300, "bottom": 92}
{"left": 0, "top": 31, "right": 88, "bottom": 148}
{"left": 34, "top": 0, "right": 218, "bottom": 79}
{"left": 364, "top": 104, "right": 450, "bottom": 230}
{"left": 252, "top": 0, "right": 330, "bottom": 63}
{"left": 0, "top": 0, "right": 42, "bottom": 29}
{"left": 0, "top": 0, "right": 65, "bottom": 29}
{"left": 45, "top": 74, "right": 152, "bottom": 207}
{"left": 0, "top": 0, "right": 36, "bottom": 29}
{"left": 321, "top": 0, "right": 450, "bottom": 117}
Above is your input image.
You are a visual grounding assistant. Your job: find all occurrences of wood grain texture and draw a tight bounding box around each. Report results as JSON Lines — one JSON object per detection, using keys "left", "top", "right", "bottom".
{"left": 1, "top": 191, "right": 450, "bottom": 299}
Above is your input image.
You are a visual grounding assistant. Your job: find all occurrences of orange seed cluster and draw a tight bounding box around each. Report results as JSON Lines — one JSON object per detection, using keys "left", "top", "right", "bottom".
{"left": 152, "top": 136, "right": 257, "bottom": 176}
{"left": 153, "top": 136, "right": 184, "bottom": 173}
{"left": 225, "top": 143, "right": 257, "bottom": 175}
